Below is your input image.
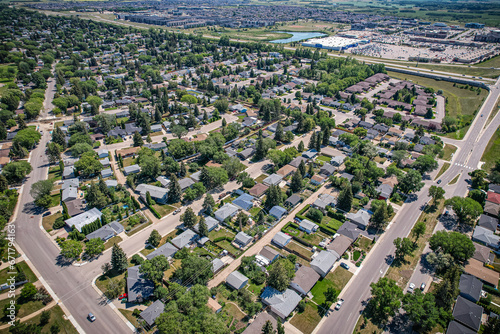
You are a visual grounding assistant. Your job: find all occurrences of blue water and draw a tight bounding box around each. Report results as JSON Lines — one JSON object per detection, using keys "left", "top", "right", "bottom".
{"left": 270, "top": 31, "right": 327, "bottom": 44}
{"left": 123, "top": 205, "right": 129, "bottom": 209}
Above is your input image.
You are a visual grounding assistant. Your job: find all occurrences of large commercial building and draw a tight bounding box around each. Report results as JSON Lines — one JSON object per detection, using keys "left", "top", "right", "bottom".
{"left": 302, "top": 36, "right": 363, "bottom": 51}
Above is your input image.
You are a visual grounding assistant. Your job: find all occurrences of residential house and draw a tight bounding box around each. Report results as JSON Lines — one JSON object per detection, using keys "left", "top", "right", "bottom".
{"left": 313, "top": 193, "right": 336, "bottom": 212}
{"left": 232, "top": 193, "right": 254, "bottom": 211}
{"left": 260, "top": 287, "right": 302, "bottom": 319}
{"left": 99, "top": 158, "right": 110, "bottom": 167}
{"left": 459, "top": 274, "right": 483, "bottom": 303}
{"left": 146, "top": 242, "right": 177, "bottom": 261}
{"left": 259, "top": 246, "right": 280, "bottom": 264}
{"left": 65, "top": 199, "right": 85, "bottom": 217}
{"left": 105, "top": 180, "right": 118, "bottom": 188}
{"left": 446, "top": 321, "right": 476, "bottom": 334}
{"left": 171, "top": 229, "right": 199, "bottom": 249}
{"left": 472, "top": 226, "right": 499, "bottom": 249}
{"left": 288, "top": 156, "right": 308, "bottom": 168}
{"left": 101, "top": 168, "right": 113, "bottom": 178}
{"left": 212, "top": 258, "right": 225, "bottom": 274}
{"left": 276, "top": 165, "right": 297, "bottom": 178}
{"left": 214, "top": 203, "right": 239, "bottom": 222}
{"left": 226, "top": 271, "right": 249, "bottom": 290}
{"left": 337, "top": 222, "right": 361, "bottom": 241}
{"left": 136, "top": 184, "right": 169, "bottom": 204}
{"left": 150, "top": 124, "right": 163, "bottom": 133}
{"left": 97, "top": 149, "right": 108, "bottom": 159}
{"left": 472, "top": 242, "right": 493, "bottom": 264}
{"left": 464, "top": 258, "right": 499, "bottom": 288}
{"left": 452, "top": 296, "right": 483, "bottom": 332}
{"left": 63, "top": 166, "right": 75, "bottom": 179}
{"left": 269, "top": 206, "right": 287, "bottom": 220}
{"left": 338, "top": 172, "right": 354, "bottom": 182}
{"left": 62, "top": 186, "right": 77, "bottom": 203}
{"left": 207, "top": 298, "right": 222, "bottom": 314}
{"left": 477, "top": 214, "right": 498, "bottom": 232}
{"left": 144, "top": 142, "right": 167, "bottom": 151}
{"left": 242, "top": 313, "right": 277, "bottom": 334}
{"left": 290, "top": 265, "right": 320, "bottom": 296}
{"left": 375, "top": 183, "right": 393, "bottom": 200}
{"left": 310, "top": 250, "right": 339, "bottom": 277}
{"left": 234, "top": 232, "right": 253, "bottom": 248}
{"left": 272, "top": 232, "right": 292, "bottom": 248}
{"left": 346, "top": 209, "right": 371, "bottom": 230}
{"left": 311, "top": 175, "right": 326, "bottom": 186}
{"left": 285, "top": 194, "right": 302, "bottom": 208}
{"left": 238, "top": 148, "right": 255, "bottom": 160}
{"left": 123, "top": 164, "right": 141, "bottom": 175}
{"left": 327, "top": 235, "right": 353, "bottom": 257}
{"left": 263, "top": 174, "right": 283, "bottom": 186}
{"left": 140, "top": 300, "right": 165, "bottom": 327}
{"left": 127, "top": 265, "right": 154, "bottom": 303}
{"left": 86, "top": 221, "right": 124, "bottom": 241}
{"left": 65, "top": 208, "right": 102, "bottom": 232}
{"left": 485, "top": 191, "right": 500, "bottom": 217}
{"left": 179, "top": 178, "right": 195, "bottom": 191}
{"left": 302, "top": 149, "right": 318, "bottom": 160}
{"left": 319, "top": 163, "right": 336, "bottom": 177}
{"left": 248, "top": 183, "right": 269, "bottom": 198}
{"left": 193, "top": 216, "right": 219, "bottom": 234}
{"left": 299, "top": 219, "right": 319, "bottom": 234}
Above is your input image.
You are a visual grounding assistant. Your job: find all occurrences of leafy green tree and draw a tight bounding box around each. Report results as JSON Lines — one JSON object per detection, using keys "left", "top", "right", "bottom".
{"left": 174, "top": 255, "right": 213, "bottom": 285}
{"left": 367, "top": 278, "right": 403, "bottom": 324}
{"left": 171, "top": 125, "right": 188, "bottom": 139}
{"left": 412, "top": 221, "right": 426, "bottom": 241}
{"left": 104, "top": 278, "right": 124, "bottom": 300}
{"left": 181, "top": 207, "right": 197, "bottom": 229}
{"left": 2, "top": 160, "right": 32, "bottom": 184}
{"left": 59, "top": 240, "right": 83, "bottom": 260}
{"left": 200, "top": 167, "right": 228, "bottom": 190}
{"left": 413, "top": 155, "right": 439, "bottom": 174}
{"left": 70, "top": 143, "right": 93, "bottom": 157}
{"left": 433, "top": 265, "right": 461, "bottom": 309}
{"left": 428, "top": 185, "right": 445, "bottom": 205}
{"left": 445, "top": 196, "right": 482, "bottom": 226}
{"left": 86, "top": 95, "right": 103, "bottom": 115}
{"left": 267, "top": 259, "right": 295, "bottom": 292}
{"left": 40, "top": 310, "right": 51, "bottom": 326}
{"left": 290, "top": 170, "right": 303, "bottom": 192}
{"left": 483, "top": 317, "right": 500, "bottom": 334}
{"left": 74, "top": 151, "right": 102, "bottom": 178}
{"left": 198, "top": 217, "right": 208, "bottom": 237}
{"left": 46, "top": 142, "right": 61, "bottom": 164}
{"left": 168, "top": 175, "right": 182, "bottom": 203}
{"left": 402, "top": 290, "right": 440, "bottom": 332}
{"left": 371, "top": 202, "right": 389, "bottom": 229}
{"left": 140, "top": 255, "right": 170, "bottom": 284}
{"left": 13, "top": 128, "right": 41, "bottom": 150}
{"left": 111, "top": 244, "right": 128, "bottom": 272}
{"left": 85, "top": 238, "right": 105, "bottom": 258}
{"left": 20, "top": 282, "right": 37, "bottom": 300}
{"left": 337, "top": 183, "right": 353, "bottom": 212}
{"left": 214, "top": 98, "right": 229, "bottom": 113}
{"left": 30, "top": 179, "right": 54, "bottom": 209}
{"left": 393, "top": 237, "right": 414, "bottom": 263}
{"left": 398, "top": 169, "right": 424, "bottom": 194}
{"left": 50, "top": 323, "right": 60, "bottom": 334}
{"left": 429, "top": 231, "right": 474, "bottom": 263}
{"left": 148, "top": 229, "right": 161, "bottom": 247}
{"left": 202, "top": 194, "right": 216, "bottom": 214}
{"left": 140, "top": 154, "right": 161, "bottom": 178}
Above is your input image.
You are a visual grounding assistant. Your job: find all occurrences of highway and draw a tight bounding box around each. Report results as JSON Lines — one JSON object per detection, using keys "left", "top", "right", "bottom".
{"left": 314, "top": 77, "right": 500, "bottom": 334}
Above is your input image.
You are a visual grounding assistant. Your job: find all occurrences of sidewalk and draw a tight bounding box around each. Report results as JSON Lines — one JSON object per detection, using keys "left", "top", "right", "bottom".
{"left": 0, "top": 281, "right": 43, "bottom": 301}
{"left": 0, "top": 300, "right": 56, "bottom": 330}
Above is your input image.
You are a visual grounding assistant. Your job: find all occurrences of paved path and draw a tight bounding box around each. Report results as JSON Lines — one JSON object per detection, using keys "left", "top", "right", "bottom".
{"left": 0, "top": 301, "right": 57, "bottom": 330}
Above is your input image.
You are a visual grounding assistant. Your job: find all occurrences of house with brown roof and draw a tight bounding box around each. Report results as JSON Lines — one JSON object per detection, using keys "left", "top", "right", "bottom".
{"left": 464, "top": 258, "right": 499, "bottom": 288}
{"left": 276, "top": 165, "right": 297, "bottom": 178}
{"left": 248, "top": 183, "right": 269, "bottom": 199}
{"left": 327, "top": 235, "right": 353, "bottom": 256}
{"left": 290, "top": 265, "right": 320, "bottom": 296}
{"left": 117, "top": 146, "right": 140, "bottom": 158}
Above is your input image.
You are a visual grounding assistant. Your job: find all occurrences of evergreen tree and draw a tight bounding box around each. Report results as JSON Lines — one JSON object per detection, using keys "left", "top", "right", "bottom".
{"left": 262, "top": 320, "right": 275, "bottom": 334}
{"left": 52, "top": 126, "right": 67, "bottom": 149}
{"left": 203, "top": 194, "right": 216, "bottom": 214}
{"left": 180, "top": 162, "right": 187, "bottom": 177}
{"left": 146, "top": 191, "right": 153, "bottom": 206}
{"left": 111, "top": 244, "right": 128, "bottom": 273}
{"left": 148, "top": 229, "right": 161, "bottom": 247}
{"left": 298, "top": 140, "right": 305, "bottom": 152}
{"left": 181, "top": 207, "right": 197, "bottom": 229}
{"left": 133, "top": 131, "right": 143, "bottom": 147}
{"left": 265, "top": 185, "right": 282, "bottom": 208}
{"left": 290, "top": 170, "right": 303, "bottom": 192}
{"left": 198, "top": 216, "right": 208, "bottom": 237}
{"left": 307, "top": 162, "right": 314, "bottom": 177}
{"left": 274, "top": 123, "right": 284, "bottom": 142}
{"left": 298, "top": 160, "right": 306, "bottom": 177}
{"left": 337, "top": 183, "right": 353, "bottom": 212}
{"left": 168, "top": 175, "right": 182, "bottom": 203}
{"left": 315, "top": 132, "right": 322, "bottom": 152}
{"left": 308, "top": 132, "right": 316, "bottom": 150}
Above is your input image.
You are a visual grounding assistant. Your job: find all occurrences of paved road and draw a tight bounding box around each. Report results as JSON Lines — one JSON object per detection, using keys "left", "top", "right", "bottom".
{"left": 315, "top": 78, "right": 500, "bottom": 334}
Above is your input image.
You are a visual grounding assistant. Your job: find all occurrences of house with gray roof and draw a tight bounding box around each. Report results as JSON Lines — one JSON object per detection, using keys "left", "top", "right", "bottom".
{"left": 144, "top": 142, "right": 167, "bottom": 151}
{"left": 226, "top": 271, "right": 248, "bottom": 290}
{"left": 140, "top": 300, "right": 164, "bottom": 327}
{"left": 260, "top": 287, "right": 302, "bottom": 319}
{"left": 179, "top": 177, "right": 195, "bottom": 191}
{"left": 193, "top": 216, "right": 219, "bottom": 234}
{"left": 339, "top": 172, "right": 354, "bottom": 182}
{"left": 65, "top": 208, "right": 102, "bottom": 232}
{"left": 150, "top": 124, "right": 163, "bottom": 133}
{"left": 86, "top": 221, "right": 124, "bottom": 241}
{"left": 459, "top": 274, "right": 482, "bottom": 303}
{"left": 290, "top": 265, "right": 320, "bottom": 296}
{"left": 285, "top": 194, "right": 302, "bottom": 208}
{"left": 472, "top": 226, "right": 500, "bottom": 249}
{"left": 63, "top": 166, "right": 75, "bottom": 179}
{"left": 65, "top": 199, "right": 85, "bottom": 217}
{"left": 190, "top": 171, "right": 201, "bottom": 183}
{"left": 135, "top": 184, "right": 168, "bottom": 204}
{"left": 101, "top": 168, "right": 113, "bottom": 178}
{"left": 272, "top": 232, "right": 292, "bottom": 248}
{"left": 62, "top": 178, "right": 79, "bottom": 190}
{"left": 376, "top": 183, "right": 393, "bottom": 200}
{"left": 289, "top": 156, "right": 308, "bottom": 168}
{"left": 242, "top": 312, "right": 277, "bottom": 334}
{"left": 319, "top": 163, "right": 336, "bottom": 177}
{"left": 477, "top": 214, "right": 498, "bottom": 232}
{"left": 214, "top": 203, "right": 239, "bottom": 222}
{"left": 212, "top": 258, "right": 225, "bottom": 273}
{"left": 123, "top": 164, "right": 141, "bottom": 175}
{"left": 313, "top": 194, "right": 336, "bottom": 211}
{"left": 234, "top": 232, "right": 253, "bottom": 248}
{"left": 171, "top": 229, "right": 199, "bottom": 249}
{"left": 238, "top": 148, "right": 255, "bottom": 160}
{"left": 446, "top": 321, "right": 476, "bottom": 334}
{"left": 62, "top": 186, "right": 77, "bottom": 203}
{"left": 259, "top": 246, "right": 280, "bottom": 264}
{"left": 269, "top": 206, "right": 287, "bottom": 220}
{"left": 157, "top": 176, "right": 170, "bottom": 188}
{"left": 97, "top": 149, "right": 108, "bottom": 158}
{"left": 310, "top": 250, "right": 339, "bottom": 277}
{"left": 346, "top": 209, "right": 371, "bottom": 230}
{"left": 452, "top": 296, "right": 483, "bottom": 332}
{"left": 263, "top": 174, "right": 283, "bottom": 186}
{"left": 127, "top": 265, "right": 154, "bottom": 303}
{"left": 232, "top": 193, "right": 254, "bottom": 211}
{"left": 302, "top": 149, "right": 318, "bottom": 160}
{"left": 146, "top": 242, "right": 177, "bottom": 261}
{"left": 327, "top": 234, "right": 353, "bottom": 256}
{"left": 99, "top": 158, "right": 110, "bottom": 167}
{"left": 105, "top": 180, "right": 118, "bottom": 188}
{"left": 299, "top": 219, "right": 319, "bottom": 234}
{"left": 337, "top": 222, "right": 361, "bottom": 241}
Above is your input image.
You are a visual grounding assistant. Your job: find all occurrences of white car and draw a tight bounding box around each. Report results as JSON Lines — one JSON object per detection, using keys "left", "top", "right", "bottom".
{"left": 408, "top": 283, "right": 415, "bottom": 293}
{"left": 335, "top": 299, "right": 344, "bottom": 310}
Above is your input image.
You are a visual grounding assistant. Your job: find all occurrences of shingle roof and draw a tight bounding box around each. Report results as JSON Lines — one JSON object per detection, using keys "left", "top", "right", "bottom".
{"left": 291, "top": 265, "right": 320, "bottom": 295}
{"left": 327, "top": 234, "right": 353, "bottom": 256}
{"left": 123, "top": 164, "right": 140, "bottom": 174}
{"left": 263, "top": 174, "right": 283, "bottom": 186}
{"left": 171, "top": 229, "right": 199, "bottom": 249}
{"left": 299, "top": 219, "right": 318, "bottom": 232}
{"left": 446, "top": 321, "right": 476, "bottom": 334}
{"left": 226, "top": 271, "right": 248, "bottom": 290}
{"left": 459, "top": 274, "right": 482, "bottom": 302}
{"left": 248, "top": 183, "right": 269, "bottom": 197}
{"left": 234, "top": 232, "right": 253, "bottom": 247}
{"left": 140, "top": 300, "right": 165, "bottom": 327}
{"left": 65, "top": 208, "right": 102, "bottom": 232}
{"left": 272, "top": 232, "right": 292, "bottom": 247}
{"left": 232, "top": 193, "right": 254, "bottom": 211}
{"left": 311, "top": 250, "right": 339, "bottom": 275}
{"left": 477, "top": 214, "right": 498, "bottom": 232}
{"left": 214, "top": 203, "right": 239, "bottom": 222}
{"left": 269, "top": 206, "right": 287, "bottom": 219}
{"left": 212, "top": 258, "right": 225, "bottom": 273}
{"left": 146, "top": 242, "right": 177, "bottom": 260}
{"left": 346, "top": 209, "right": 371, "bottom": 228}
{"left": 452, "top": 296, "right": 483, "bottom": 331}
{"left": 285, "top": 194, "right": 302, "bottom": 206}
{"left": 337, "top": 222, "right": 361, "bottom": 240}
{"left": 127, "top": 265, "right": 154, "bottom": 302}
{"left": 260, "top": 287, "right": 301, "bottom": 319}
{"left": 86, "top": 221, "right": 124, "bottom": 241}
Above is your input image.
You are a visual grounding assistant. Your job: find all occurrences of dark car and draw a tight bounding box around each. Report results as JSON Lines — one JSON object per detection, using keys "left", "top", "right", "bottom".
{"left": 340, "top": 263, "right": 350, "bottom": 270}
{"left": 437, "top": 179, "right": 442, "bottom": 184}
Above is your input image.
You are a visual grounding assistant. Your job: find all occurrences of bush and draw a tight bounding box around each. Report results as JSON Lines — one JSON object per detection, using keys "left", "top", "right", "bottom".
{"left": 252, "top": 271, "right": 266, "bottom": 285}
{"left": 131, "top": 254, "right": 144, "bottom": 265}
{"left": 132, "top": 309, "right": 141, "bottom": 317}
{"left": 306, "top": 208, "right": 323, "bottom": 223}
{"left": 53, "top": 216, "right": 66, "bottom": 229}
{"left": 297, "top": 300, "right": 306, "bottom": 313}
{"left": 125, "top": 226, "right": 131, "bottom": 232}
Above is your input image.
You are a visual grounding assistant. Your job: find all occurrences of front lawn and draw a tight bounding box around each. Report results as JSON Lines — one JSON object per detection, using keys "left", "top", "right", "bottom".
{"left": 209, "top": 228, "right": 235, "bottom": 241}
{"left": 95, "top": 269, "right": 126, "bottom": 296}
{"left": 118, "top": 309, "right": 141, "bottom": 329}
{"left": 357, "top": 236, "right": 374, "bottom": 253}
{"left": 0, "top": 261, "right": 37, "bottom": 285}
{"left": 216, "top": 240, "right": 242, "bottom": 257}
{"left": 442, "top": 144, "right": 457, "bottom": 161}
{"left": 49, "top": 193, "right": 61, "bottom": 207}
{"left": 290, "top": 302, "right": 322, "bottom": 334}
{"left": 255, "top": 174, "right": 269, "bottom": 184}
{"left": 48, "top": 167, "right": 62, "bottom": 181}
{"left": 310, "top": 277, "right": 336, "bottom": 305}
{"left": 104, "top": 236, "right": 122, "bottom": 250}
{"left": 326, "top": 266, "right": 354, "bottom": 292}
{"left": 151, "top": 203, "right": 176, "bottom": 217}
{"left": 42, "top": 212, "right": 62, "bottom": 232}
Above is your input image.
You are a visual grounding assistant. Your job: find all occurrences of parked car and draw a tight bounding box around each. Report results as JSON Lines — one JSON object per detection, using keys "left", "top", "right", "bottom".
{"left": 335, "top": 299, "right": 344, "bottom": 310}
{"left": 88, "top": 313, "right": 96, "bottom": 322}
{"left": 420, "top": 283, "right": 426, "bottom": 291}
{"left": 173, "top": 209, "right": 181, "bottom": 215}
{"left": 340, "top": 263, "right": 350, "bottom": 270}
{"left": 118, "top": 293, "right": 128, "bottom": 300}
{"left": 408, "top": 283, "right": 415, "bottom": 293}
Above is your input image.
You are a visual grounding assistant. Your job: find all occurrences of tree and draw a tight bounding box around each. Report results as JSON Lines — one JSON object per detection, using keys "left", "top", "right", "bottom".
{"left": 265, "top": 184, "right": 283, "bottom": 209}
{"left": 140, "top": 155, "right": 161, "bottom": 178}
{"left": 30, "top": 179, "right": 54, "bottom": 209}
{"left": 181, "top": 94, "right": 197, "bottom": 106}
{"left": 20, "top": 282, "right": 37, "bottom": 300}
{"left": 13, "top": 128, "right": 41, "bottom": 150}
{"left": 433, "top": 265, "right": 461, "bottom": 309}
{"left": 168, "top": 175, "right": 182, "bottom": 203}
{"left": 223, "top": 157, "right": 244, "bottom": 179}
{"left": 74, "top": 151, "right": 102, "bottom": 178}
{"left": 290, "top": 170, "right": 303, "bottom": 192}
{"left": 398, "top": 169, "right": 424, "bottom": 194}
{"left": 483, "top": 317, "right": 500, "bottom": 334}
{"left": 298, "top": 160, "right": 306, "bottom": 177}
{"left": 200, "top": 167, "right": 228, "bottom": 190}
{"left": 371, "top": 202, "right": 389, "bottom": 229}
{"left": 85, "top": 238, "right": 105, "bottom": 258}
{"left": 40, "top": 310, "right": 51, "bottom": 326}
{"left": 46, "top": 142, "right": 61, "bottom": 164}
{"left": 198, "top": 217, "right": 208, "bottom": 237}
{"left": 413, "top": 155, "right": 439, "bottom": 174}
{"left": 171, "top": 125, "right": 188, "bottom": 139}
{"left": 111, "top": 244, "right": 128, "bottom": 272}
{"left": 104, "top": 278, "right": 124, "bottom": 300}
{"left": 429, "top": 231, "right": 474, "bottom": 263}
{"left": 367, "top": 277, "right": 403, "bottom": 324}
{"left": 86, "top": 95, "right": 102, "bottom": 115}
{"left": 262, "top": 320, "right": 275, "bottom": 334}
{"left": 2, "top": 160, "right": 32, "bottom": 184}
{"left": 412, "top": 221, "right": 426, "bottom": 241}
{"left": 203, "top": 194, "right": 216, "bottom": 214}
{"left": 298, "top": 140, "right": 305, "bottom": 152}
{"left": 445, "top": 196, "right": 482, "bottom": 226}
{"left": 70, "top": 143, "right": 93, "bottom": 157}
{"left": 428, "top": 186, "right": 445, "bottom": 205}
{"left": 402, "top": 290, "right": 440, "bottom": 332}
{"left": 181, "top": 207, "right": 197, "bottom": 228}
{"left": 214, "top": 98, "right": 229, "bottom": 113}
{"left": 140, "top": 255, "right": 170, "bottom": 284}
{"left": 337, "top": 183, "right": 353, "bottom": 212}
{"left": 267, "top": 259, "right": 295, "bottom": 292}
{"left": 274, "top": 123, "right": 284, "bottom": 142}
{"left": 174, "top": 255, "right": 213, "bottom": 285}
{"left": 148, "top": 229, "right": 161, "bottom": 247}
{"left": 133, "top": 131, "right": 143, "bottom": 147}
{"left": 50, "top": 323, "right": 61, "bottom": 334}
{"left": 59, "top": 239, "right": 83, "bottom": 260}
{"left": 393, "top": 237, "right": 414, "bottom": 262}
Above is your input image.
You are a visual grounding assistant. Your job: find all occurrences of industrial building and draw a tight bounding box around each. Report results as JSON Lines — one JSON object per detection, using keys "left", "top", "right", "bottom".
{"left": 302, "top": 36, "right": 364, "bottom": 51}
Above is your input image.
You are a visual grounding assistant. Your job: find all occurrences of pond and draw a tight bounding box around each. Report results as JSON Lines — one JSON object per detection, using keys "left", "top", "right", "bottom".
{"left": 270, "top": 31, "right": 327, "bottom": 44}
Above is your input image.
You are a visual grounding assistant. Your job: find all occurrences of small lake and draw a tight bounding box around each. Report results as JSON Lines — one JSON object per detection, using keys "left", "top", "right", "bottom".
{"left": 270, "top": 31, "right": 326, "bottom": 44}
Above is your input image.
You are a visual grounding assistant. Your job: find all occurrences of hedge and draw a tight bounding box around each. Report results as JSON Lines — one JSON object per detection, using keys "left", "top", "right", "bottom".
{"left": 483, "top": 284, "right": 500, "bottom": 297}
{"left": 327, "top": 208, "right": 346, "bottom": 222}
{"left": 213, "top": 236, "right": 233, "bottom": 243}
{"left": 478, "top": 299, "right": 500, "bottom": 315}
{"left": 296, "top": 204, "right": 310, "bottom": 216}
{"left": 149, "top": 206, "right": 161, "bottom": 219}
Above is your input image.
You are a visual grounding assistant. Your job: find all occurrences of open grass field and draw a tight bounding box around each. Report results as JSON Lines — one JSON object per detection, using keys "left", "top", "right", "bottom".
{"left": 435, "top": 162, "right": 450, "bottom": 180}
{"left": 442, "top": 144, "right": 457, "bottom": 161}
{"left": 387, "top": 71, "right": 488, "bottom": 139}
{"left": 290, "top": 302, "right": 322, "bottom": 334}
{"left": 481, "top": 127, "right": 500, "bottom": 172}
{"left": 399, "top": 63, "right": 500, "bottom": 79}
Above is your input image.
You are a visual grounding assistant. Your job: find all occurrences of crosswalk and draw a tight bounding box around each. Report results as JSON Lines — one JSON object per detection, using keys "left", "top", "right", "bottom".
{"left": 454, "top": 163, "right": 474, "bottom": 170}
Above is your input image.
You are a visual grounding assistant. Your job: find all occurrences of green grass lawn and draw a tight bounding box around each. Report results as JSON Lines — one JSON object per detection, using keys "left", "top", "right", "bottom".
{"left": 435, "top": 162, "right": 450, "bottom": 180}
{"left": 353, "top": 250, "right": 361, "bottom": 261}
{"left": 286, "top": 240, "right": 313, "bottom": 259}
{"left": 326, "top": 266, "right": 354, "bottom": 292}
{"left": 104, "top": 236, "right": 122, "bottom": 250}
{"left": 0, "top": 297, "right": 45, "bottom": 325}
{"left": 48, "top": 167, "right": 62, "bottom": 181}
{"left": 95, "top": 269, "right": 126, "bottom": 296}
{"left": 0, "top": 305, "right": 78, "bottom": 334}
{"left": 246, "top": 281, "right": 265, "bottom": 296}
{"left": 208, "top": 228, "right": 235, "bottom": 241}
{"left": 42, "top": 212, "right": 62, "bottom": 232}
{"left": 216, "top": 240, "right": 242, "bottom": 256}
{"left": 316, "top": 155, "right": 331, "bottom": 163}
{"left": 0, "top": 261, "right": 38, "bottom": 285}
{"left": 248, "top": 207, "right": 261, "bottom": 217}
{"left": 357, "top": 236, "right": 374, "bottom": 253}
{"left": 118, "top": 309, "right": 141, "bottom": 329}
{"left": 311, "top": 277, "right": 336, "bottom": 305}
{"left": 152, "top": 203, "right": 175, "bottom": 217}
{"left": 122, "top": 157, "right": 136, "bottom": 167}
{"left": 481, "top": 127, "right": 500, "bottom": 172}
{"left": 255, "top": 174, "right": 269, "bottom": 184}
{"left": 49, "top": 193, "right": 60, "bottom": 208}
{"left": 449, "top": 174, "right": 460, "bottom": 185}
{"left": 290, "top": 302, "right": 322, "bottom": 334}
{"left": 442, "top": 144, "right": 457, "bottom": 161}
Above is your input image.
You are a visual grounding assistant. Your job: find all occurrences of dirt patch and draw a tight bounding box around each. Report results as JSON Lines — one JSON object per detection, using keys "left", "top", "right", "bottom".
{"left": 399, "top": 270, "right": 413, "bottom": 279}
{"left": 315, "top": 25, "right": 329, "bottom": 28}
{"left": 290, "top": 25, "right": 305, "bottom": 28}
